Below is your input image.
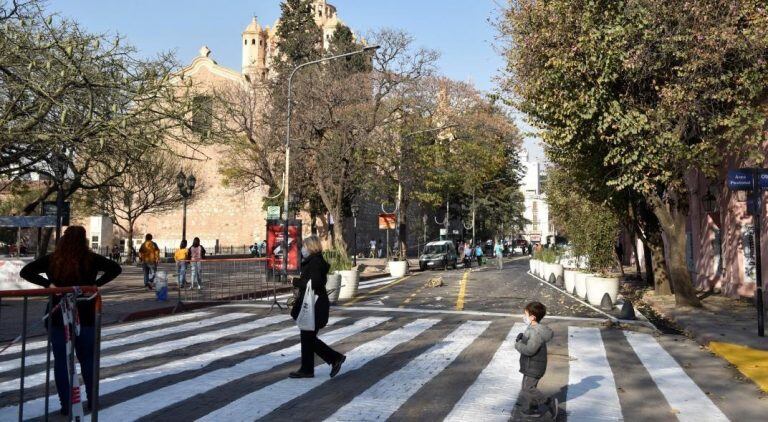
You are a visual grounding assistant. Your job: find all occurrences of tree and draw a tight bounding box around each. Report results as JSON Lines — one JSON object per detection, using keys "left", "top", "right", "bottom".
{"left": 500, "top": 0, "right": 768, "bottom": 306}
{"left": 88, "top": 152, "right": 200, "bottom": 261}
{"left": 546, "top": 167, "right": 621, "bottom": 273}
{"left": 0, "top": 0, "right": 203, "bottom": 220}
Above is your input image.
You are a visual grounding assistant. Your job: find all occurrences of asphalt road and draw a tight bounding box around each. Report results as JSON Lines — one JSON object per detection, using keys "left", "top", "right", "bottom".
{"left": 1, "top": 258, "right": 767, "bottom": 421}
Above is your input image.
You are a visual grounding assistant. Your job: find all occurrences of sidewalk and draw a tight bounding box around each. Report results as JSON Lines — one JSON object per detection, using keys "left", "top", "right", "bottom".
{"left": 643, "top": 291, "right": 768, "bottom": 392}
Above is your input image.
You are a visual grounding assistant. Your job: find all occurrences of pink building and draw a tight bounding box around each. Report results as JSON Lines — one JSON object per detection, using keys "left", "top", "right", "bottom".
{"left": 687, "top": 161, "right": 767, "bottom": 298}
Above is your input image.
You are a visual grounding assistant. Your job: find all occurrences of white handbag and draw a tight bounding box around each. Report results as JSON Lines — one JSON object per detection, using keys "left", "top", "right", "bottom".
{"left": 296, "top": 281, "right": 317, "bottom": 331}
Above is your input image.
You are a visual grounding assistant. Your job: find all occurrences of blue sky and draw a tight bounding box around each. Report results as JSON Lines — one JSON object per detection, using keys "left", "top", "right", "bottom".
{"left": 52, "top": 0, "right": 541, "bottom": 160}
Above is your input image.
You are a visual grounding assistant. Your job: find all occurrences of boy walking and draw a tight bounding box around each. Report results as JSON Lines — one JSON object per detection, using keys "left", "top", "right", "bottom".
{"left": 515, "top": 301, "right": 558, "bottom": 418}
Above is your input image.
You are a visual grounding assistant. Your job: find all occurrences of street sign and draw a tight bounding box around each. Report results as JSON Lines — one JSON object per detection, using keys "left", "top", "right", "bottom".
{"left": 378, "top": 213, "right": 396, "bottom": 230}
{"left": 439, "top": 228, "right": 448, "bottom": 236}
{"left": 42, "top": 201, "right": 70, "bottom": 226}
{"left": 760, "top": 171, "right": 768, "bottom": 190}
{"left": 727, "top": 170, "right": 754, "bottom": 191}
{"left": 266, "top": 206, "right": 280, "bottom": 220}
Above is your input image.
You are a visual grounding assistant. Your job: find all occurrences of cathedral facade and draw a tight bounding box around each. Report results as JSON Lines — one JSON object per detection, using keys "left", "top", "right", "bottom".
{"left": 123, "top": 1, "right": 345, "bottom": 254}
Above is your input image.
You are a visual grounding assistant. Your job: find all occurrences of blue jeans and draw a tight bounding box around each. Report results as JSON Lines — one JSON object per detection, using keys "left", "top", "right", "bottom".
{"left": 177, "top": 262, "right": 187, "bottom": 286}
{"left": 51, "top": 325, "right": 95, "bottom": 411}
{"left": 190, "top": 261, "right": 202, "bottom": 287}
{"left": 143, "top": 262, "right": 157, "bottom": 286}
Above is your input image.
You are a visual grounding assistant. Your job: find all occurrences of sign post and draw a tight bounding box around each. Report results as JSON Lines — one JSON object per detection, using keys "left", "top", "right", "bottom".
{"left": 728, "top": 168, "right": 767, "bottom": 337}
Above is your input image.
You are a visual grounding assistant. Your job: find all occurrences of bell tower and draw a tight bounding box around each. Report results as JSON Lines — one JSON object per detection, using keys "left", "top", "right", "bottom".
{"left": 242, "top": 16, "right": 262, "bottom": 75}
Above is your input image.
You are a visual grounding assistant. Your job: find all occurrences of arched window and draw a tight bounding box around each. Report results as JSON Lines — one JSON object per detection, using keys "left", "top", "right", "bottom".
{"left": 244, "top": 40, "right": 247, "bottom": 45}
{"left": 251, "top": 39, "right": 256, "bottom": 45}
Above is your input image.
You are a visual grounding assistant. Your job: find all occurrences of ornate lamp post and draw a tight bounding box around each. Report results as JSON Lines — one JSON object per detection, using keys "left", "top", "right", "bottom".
{"left": 351, "top": 202, "right": 360, "bottom": 266}
{"left": 177, "top": 171, "right": 196, "bottom": 242}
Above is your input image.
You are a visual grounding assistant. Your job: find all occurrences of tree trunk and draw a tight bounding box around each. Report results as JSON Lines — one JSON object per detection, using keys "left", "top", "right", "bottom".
{"left": 331, "top": 210, "right": 348, "bottom": 257}
{"left": 647, "top": 194, "right": 702, "bottom": 307}
{"left": 399, "top": 197, "right": 409, "bottom": 260}
{"left": 647, "top": 232, "right": 671, "bottom": 295}
{"left": 127, "top": 223, "right": 135, "bottom": 264}
{"left": 630, "top": 233, "right": 642, "bottom": 281}
{"left": 642, "top": 240, "right": 654, "bottom": 287}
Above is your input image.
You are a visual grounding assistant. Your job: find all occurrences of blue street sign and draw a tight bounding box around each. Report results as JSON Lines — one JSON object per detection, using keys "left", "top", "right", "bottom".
{"left": 727, "top": 169, "right": 754, "bottom": 191}
{"left": 760, "top": 171, "right": 768, "bottom": 190}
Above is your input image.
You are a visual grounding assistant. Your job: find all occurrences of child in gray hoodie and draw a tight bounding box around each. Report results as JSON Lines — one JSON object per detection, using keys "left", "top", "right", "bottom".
{"left": 515, "top": 301, "right": 557, "bottom": 418}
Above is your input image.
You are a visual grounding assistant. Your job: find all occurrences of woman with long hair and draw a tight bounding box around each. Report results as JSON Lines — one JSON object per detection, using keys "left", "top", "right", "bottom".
{"left": 289, "top": 236, "right": 345, "bottom": 378}
{"left": 188, "top": 237, "right": 205, "bottom": 290}
{"left": 20, "top": 226, "right": 121, "bottom": 416}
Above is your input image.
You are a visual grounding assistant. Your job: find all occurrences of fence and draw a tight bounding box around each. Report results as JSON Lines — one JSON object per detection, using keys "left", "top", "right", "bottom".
{"left": 175, "top": 258, "right": 289, "bottom": 306}
{"left": 0, "top": 286, "right": 103, "bottom": 421}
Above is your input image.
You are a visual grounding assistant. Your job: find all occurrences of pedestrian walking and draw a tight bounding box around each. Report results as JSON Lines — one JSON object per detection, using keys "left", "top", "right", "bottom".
{"left": 369, "top": 239, "right": 377, "bottom": 258}
{"left": 174, "top": 240, "right": 189, "bottom": 288}
{"left": 463, "top": 243, "right": 473, "bottom": 268}
{"left": 19, "top": 226, "right": 121, "bottom": 417}
{"left": 289, "top": 235, "right": 346, "bottom": 378}
{"left": 475, "top": 244, "right": 484, "bottom": 266}
{"left": 494, "top": 241, "right": 504, "bottom": 270}
{"left": 138, "top": 233, "right": 160, "bottom": 290}
{"left": 259, "top": 239, "right": 267, "bottom": 257}
{"left": 377, "top": 238, "right": 383, "bottom": 258}
{"left": 188, "top": 237, "right": 206, "bottom": 290}
{"left": 515, "top": 301, "right": 558, "bottom": 418}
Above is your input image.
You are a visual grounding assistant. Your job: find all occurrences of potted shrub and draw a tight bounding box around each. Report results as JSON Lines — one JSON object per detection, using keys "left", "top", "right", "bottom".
{"left": 324, "top": 250, "right": 358, "bottom": 300}
{"left": 564, "top": 269, "right": 577, "bottom": 294}
{"left": 574, "top": 271, "right": 590, "bottom": 298}
{"left": 586, "top": 274, "right": 620, "bottom": 308}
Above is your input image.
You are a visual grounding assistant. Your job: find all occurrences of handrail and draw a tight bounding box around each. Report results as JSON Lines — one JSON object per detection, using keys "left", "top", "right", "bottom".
{"left": 0, "top": 286, "right": 99, "bottom": 297}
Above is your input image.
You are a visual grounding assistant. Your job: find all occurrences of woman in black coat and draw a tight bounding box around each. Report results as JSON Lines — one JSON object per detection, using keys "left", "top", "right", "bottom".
{"left": 289, "top": 236, "right": 346, "bottom": 378}
{"left": 20, "top": 226, "right": 121, "bottom": 416}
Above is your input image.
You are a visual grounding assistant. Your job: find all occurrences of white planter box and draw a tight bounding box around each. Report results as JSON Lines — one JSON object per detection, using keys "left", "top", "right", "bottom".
{"left": 543, "top": 263, "right": 554, "bottom": 282}
{"left": 337, "top": 270, "right": 360, "bottom": 300}
{"left": 388, "top": 260, "right": 408, "bottom": 278}
{"left": 529, "top": 259, "right": 536, "bottom": 273}
{"left": 326, "top": 273, "right": 342, "bottom": 303}
{"left": 564, "top": 269, "right": 577, "bottom": 294}
{"left": 574, "top": 272, "right": 591, "bottom": 298}
{"left": 535, "top": 260, "right": 543, "bottom": 277}
{"left": 586, "top": 276, "right": 620, "bottom": 307}
{"left": 551, "top": 264, "right": 564, "bottom": 285}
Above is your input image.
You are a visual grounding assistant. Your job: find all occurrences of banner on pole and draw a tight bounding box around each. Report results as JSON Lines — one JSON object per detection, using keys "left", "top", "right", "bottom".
{"left": 378, "top": 213, "right": 396, "bottom": 230}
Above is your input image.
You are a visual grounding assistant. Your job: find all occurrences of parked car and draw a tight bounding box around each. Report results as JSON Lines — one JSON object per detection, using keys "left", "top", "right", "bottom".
{"left": 419, "top": 241, "right": 458, "bottom": 271}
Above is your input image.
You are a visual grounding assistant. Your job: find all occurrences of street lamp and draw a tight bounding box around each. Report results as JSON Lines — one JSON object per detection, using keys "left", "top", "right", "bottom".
{"left": 177, "top": 171, "right": 196, "bottom": 242}
{"left": 282, "top": 44, "right": 380, "bottom": 276}
{"left": 351, "top": 202, "right": 360, "bottom": 266}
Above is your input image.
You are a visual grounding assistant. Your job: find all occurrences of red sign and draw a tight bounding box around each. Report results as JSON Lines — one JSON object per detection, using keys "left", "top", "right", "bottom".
{"left": 378, "top": 213, "right": 396, "bottom": 230}
{"left": 266, "top": 220, "right": 302, "bottom": 274}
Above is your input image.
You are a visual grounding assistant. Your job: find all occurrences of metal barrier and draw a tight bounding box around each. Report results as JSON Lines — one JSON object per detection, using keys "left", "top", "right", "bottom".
{"left": 175, "top": 258, "right": 288, "bottom": 308}
{"left": 0, "top": 286, "right": 102, "bottom": 422}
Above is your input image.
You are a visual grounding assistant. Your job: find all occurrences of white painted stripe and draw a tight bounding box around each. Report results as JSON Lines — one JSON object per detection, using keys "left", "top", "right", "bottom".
{"left": 93, "top": 317, "right": 390, "bottom": 421}
{"left": 0, "top": 313, "right": 289, "bottom": 393}
{"left": 0, "top": 311, "right": 210, "bottom": 357}
{"left": 566, "top": 326, "right": 622, "bottom": 421}
{"left": 0, "top": 313, "right": 252, "bottom": 373}
{"left": 218, "top": 304, "right": 608, "bottom": 322}
{"left": 325, "top": 320, "right": 491, "bottom": 421}
{"left": 0, "top": 317, "right": 345, "bottom": 421}
{"left": 444, "top": 323, "right": 526, "bottom": 421}
{"left": 256, "top": 276, "right": 400, "bottom": 302}
{"left": 624, "top": 331, "right": 729, "bottom": 422}
{"left": 198, "top": 318, "right": 440, "bottom": 421}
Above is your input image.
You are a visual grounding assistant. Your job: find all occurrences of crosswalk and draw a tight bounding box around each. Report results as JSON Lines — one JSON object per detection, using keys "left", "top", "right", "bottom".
{"left": 0, "top": 306, "right": 736, "bottom": 421}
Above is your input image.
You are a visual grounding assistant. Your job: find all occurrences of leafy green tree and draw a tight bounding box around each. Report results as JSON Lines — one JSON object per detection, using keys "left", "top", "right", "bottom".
{"left": 500, "top": 0, "right": 768, "bottom": 306}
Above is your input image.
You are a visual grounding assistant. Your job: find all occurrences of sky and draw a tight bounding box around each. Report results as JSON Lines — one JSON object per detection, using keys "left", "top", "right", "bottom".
{"left": 51, "top": 0, "right": 542, "bottom": 161}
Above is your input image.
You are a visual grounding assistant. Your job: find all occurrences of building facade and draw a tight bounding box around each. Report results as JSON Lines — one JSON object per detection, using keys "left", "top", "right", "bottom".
{"left": 519, "top": 149, "right": 553, "bottom": 245}
{"left": 101, "top": 1, "right": 347, "bottom": 254}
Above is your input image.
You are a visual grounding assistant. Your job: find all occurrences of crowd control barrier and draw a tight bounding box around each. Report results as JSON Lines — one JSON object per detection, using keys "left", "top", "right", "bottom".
{"left": 0, "top": 286, "right": 102, "bottom": 422}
